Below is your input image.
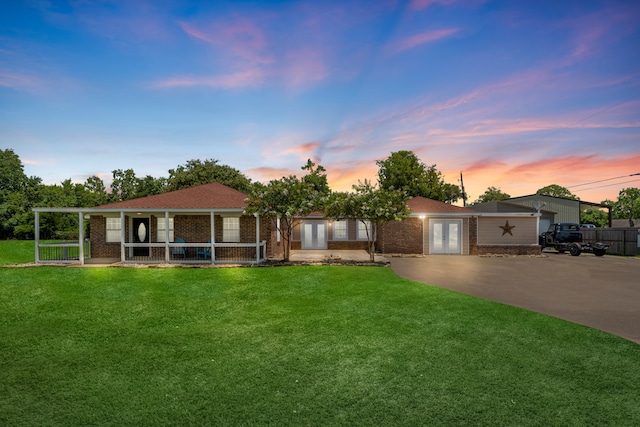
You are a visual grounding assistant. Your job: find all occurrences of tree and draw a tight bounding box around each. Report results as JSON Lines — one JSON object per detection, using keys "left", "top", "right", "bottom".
{"left": 325, "top": 180, "right": 410, "bottom": 262}
{"left": 84, "top": 176, "right": 110, "bottom": 206}
{"left": 0, "top": 149, "right": 27, "bottom": 195}
{"left": 244, "top": 160, "right": 328, "bottom": 261}
{"left": 135, "top": 175, "right": 166, "bottom": 199}
{"left": 472, "top": 186, "right": 511, "bottom": 204}
{"left": 0, "top": 175, "right": 43, "bottom": 239}
{"left": 612, "top": 187, "right": 640, "bottom": 227}
{"left": 580, "top": 208, "right": 608, "bottom": 227}
{"left": 536, "top": 184, "right": 578, "bottom": 200}
{"left": 110, "top": 169, "right": 139, "bottom": 202}
{"left": 377, "top": 151, "right": 461, "bottom": 203}
{"left": 167, "top": 159, "right": 252, "bottom": 193}
{"left": 0, "top": 149, "right": 44, "bottom": 239}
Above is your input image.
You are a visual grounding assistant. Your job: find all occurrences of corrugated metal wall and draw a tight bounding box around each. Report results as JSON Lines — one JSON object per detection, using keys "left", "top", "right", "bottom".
{"left": 508, "top": 195, "right": 580, "bottom": 223}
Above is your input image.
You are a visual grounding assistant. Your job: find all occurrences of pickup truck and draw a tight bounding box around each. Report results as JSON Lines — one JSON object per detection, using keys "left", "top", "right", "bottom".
{"left": 539, "top": 223, "right": 609, "bottom": 256}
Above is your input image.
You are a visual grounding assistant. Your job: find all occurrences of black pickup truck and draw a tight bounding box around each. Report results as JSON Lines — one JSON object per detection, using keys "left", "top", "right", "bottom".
{"left": 539, "top": 223, "right": 609, "bottom": 256}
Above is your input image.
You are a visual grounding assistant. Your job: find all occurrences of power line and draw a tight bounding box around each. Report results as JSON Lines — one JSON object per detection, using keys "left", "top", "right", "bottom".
{"left": 567, "top": 172, "right": 640, "bottom": 189}
{"left": 573, "top": 177, "right": 640, "bottom": 193}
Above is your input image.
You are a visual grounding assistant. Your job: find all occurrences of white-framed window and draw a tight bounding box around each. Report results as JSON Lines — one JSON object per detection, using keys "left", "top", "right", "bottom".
{"left": 106, "top": 217, "right": 122, "bottom": 243}
{"left": 223, "top": 217, "right": 240, "bottom": 242}
{"left": 333, "top": 220, "right": 348, "bottom": 240}
{"left": 156, "top": 217, "right": 174, "bottom": 242}
{"left": 357, "top": 220, "right": 371, "bottom": 240}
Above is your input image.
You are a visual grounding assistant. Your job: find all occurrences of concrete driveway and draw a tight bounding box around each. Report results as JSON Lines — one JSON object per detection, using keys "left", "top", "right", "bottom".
{"left": 390, "top": 253, "right": 640, "bottom": 344}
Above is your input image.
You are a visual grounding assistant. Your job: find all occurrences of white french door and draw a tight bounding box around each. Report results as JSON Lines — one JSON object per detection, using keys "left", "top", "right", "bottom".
{"left": 430, "top": 219, "right": 462, "bottom": 254}
{"left": 301, "top": 221, "right": 328, "bottom": 249}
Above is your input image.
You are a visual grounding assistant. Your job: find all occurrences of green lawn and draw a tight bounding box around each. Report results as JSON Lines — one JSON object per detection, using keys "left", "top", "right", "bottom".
{"left": 0, "top": 239, "right": 35, "bottom": 265}
{"left": 1, "top": 265, "right": 638, "bottom": 426}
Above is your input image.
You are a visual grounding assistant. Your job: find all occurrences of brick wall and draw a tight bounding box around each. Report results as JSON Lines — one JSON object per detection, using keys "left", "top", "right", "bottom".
{"left": 476, "top": 245, "right": 542, "bottom": 255}
{"left": 469, "top": 216, "right": 478, "bottom": 255}
{"left": 90, "top": 213, "right": 273, "bottom": 259}
{"left": 89, "top": 216, "right": 122, "bottom": 258}
{"left": 377, "top": 218, "right": 423, "bottom": 254}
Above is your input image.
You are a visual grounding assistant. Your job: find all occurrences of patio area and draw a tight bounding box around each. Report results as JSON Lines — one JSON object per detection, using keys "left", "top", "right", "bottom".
{"left": 289, "top": 250, "right": 389, "bottom": 263}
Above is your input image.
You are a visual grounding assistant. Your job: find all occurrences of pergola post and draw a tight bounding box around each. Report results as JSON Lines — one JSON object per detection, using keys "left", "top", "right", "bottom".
{"left": 120, "top": 211, "right": 125, "bottom": 262}
{"left": 34, "top": 211, "right": 40, "bottom": 264}
{"left": 211, "top": 212, "right": 216, "bottom": 263}
{"left": 78, "top": 211, "right": 85, "bottom": 264}
{"left": 165, "top": 211, "right": 170, "bottom": 263}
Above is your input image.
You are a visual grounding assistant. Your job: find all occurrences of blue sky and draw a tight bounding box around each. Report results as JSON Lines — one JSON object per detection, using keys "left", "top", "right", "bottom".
{"left": 1, "top": 0, "right": 639, "bottom": 203}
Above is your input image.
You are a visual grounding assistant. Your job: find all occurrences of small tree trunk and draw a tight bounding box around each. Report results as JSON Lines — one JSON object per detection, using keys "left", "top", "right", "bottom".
{"left": 368, "top": 240, "right": 375, "bottom": 262}
{"left": 283, "top": 235, "right": 291, "bottom": 261}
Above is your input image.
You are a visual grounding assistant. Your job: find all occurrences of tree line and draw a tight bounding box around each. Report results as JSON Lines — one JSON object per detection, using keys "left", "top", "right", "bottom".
{"left": 2, "top": 148, "right": 638, "bottom": 245}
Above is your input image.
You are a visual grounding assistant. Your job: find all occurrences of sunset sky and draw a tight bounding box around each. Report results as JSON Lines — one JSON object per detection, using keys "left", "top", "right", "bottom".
{"left": 1, "top": 0, "right": 639, "bottom": 204}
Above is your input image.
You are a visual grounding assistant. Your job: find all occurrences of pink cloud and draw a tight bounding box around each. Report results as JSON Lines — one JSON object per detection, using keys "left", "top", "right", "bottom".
{"left": 152, "top": 69, "right": 266, "bottom": 89}
{"left": 0, "top": 72, "right": 44, "bottom": 91}
{"left": 283, "top": 48, "right": 328, "bottom": 87}
{"left": 410, "top": 0, "right": 458, "bottom": 11}
{"left": 457, "top": 153, "right": 640, "bottom": 203}
{"left": 179, "top": 20, "right": 273, "bottom": 65}
{"left": 386, "top": 28, "right": 459, "bottom": 54}
{"left": 245, "top": 166, "right": 300, "bottom": 183}
{"left": 283, "top": 141, "right": 322, "bottom": 157}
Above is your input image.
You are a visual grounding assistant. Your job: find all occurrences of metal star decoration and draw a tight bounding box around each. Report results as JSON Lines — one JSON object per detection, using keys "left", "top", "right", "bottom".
{"left": 499, "top": 220, "right": 515, "bottom": 236}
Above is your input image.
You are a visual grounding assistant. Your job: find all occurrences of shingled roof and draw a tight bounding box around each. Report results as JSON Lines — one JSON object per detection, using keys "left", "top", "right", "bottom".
{"left": 407, "top": 196, "right": 476, "bottom": 213}
{"left": 96, "top": 182, "right": 248, "bottom": 210}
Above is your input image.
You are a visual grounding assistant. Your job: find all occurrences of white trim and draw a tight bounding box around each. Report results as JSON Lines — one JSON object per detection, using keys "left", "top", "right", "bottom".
{"left": 78, "top": 211, "right": 84, "bottom": 264}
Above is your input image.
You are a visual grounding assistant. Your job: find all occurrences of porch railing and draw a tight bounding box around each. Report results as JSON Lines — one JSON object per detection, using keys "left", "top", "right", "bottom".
{"left": 36, "top": 240, "right": 91, "bottom": 263}
{"left": 122, "top": 241, "right": 267, "bottom": 264}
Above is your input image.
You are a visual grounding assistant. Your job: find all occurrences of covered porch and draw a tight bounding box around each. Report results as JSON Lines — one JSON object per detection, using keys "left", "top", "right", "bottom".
{"left": 32, "top": 207, "right": 268, "bottom": 265}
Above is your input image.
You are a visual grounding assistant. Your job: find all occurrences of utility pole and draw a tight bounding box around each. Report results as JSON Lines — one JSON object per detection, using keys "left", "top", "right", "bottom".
{"left": 460, "top": 172, "right": 467, "bottom": 206}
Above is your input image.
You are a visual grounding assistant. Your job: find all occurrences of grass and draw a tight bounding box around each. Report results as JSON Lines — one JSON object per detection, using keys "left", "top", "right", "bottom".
{"left": 0, "top": 239, "right": 35, "bottom": 265}
{"left": 1, "top": 264, "right": 639, "bottom": 426}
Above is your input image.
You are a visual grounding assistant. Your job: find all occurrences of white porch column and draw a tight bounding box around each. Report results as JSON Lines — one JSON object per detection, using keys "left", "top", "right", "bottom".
{"left": 34, "top": 211, "right": 40, "bottom": 264}
{"left": 165, "top": 211, "right": 170, "bottom": 263}
{"left": 78, "top": 211, "right": 85, "bottom": 264}
{"left": 120, "top": 211, "right": 125, "bottom": 262}
{"left": 211, "top": 212, "right": 216, "bottom": 263}
{"left": 255, "top": 213, "right": 260, "bottom": 263}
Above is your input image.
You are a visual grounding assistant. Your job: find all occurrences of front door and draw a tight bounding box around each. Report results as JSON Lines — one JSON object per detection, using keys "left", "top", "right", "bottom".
{"left": 301, "top": 221, "right": 328, "bottom": 249}
{"left": 430, "top": 219, "right": 462, "bottom": 254}
{"left": 132, "top": 218, "right": 150, "bottom": 257}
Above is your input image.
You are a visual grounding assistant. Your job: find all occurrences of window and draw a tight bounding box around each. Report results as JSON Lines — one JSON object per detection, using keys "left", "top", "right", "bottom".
{"left": 106, "top": 217, "right": 122, "bottom": 242}
{"left": 223, "top": 217, "right": 240, "bottom": 242}
{"left": 333, "top": 220, "right": 348, "bottom": 240}
{"left": 357, "top": 220, "right": 371, "bottom": 240}
{"left": 156, "top": 217, "right": 174, "bottom": 242}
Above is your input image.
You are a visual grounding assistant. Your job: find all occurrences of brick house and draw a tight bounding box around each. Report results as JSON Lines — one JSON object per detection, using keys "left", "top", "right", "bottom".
{"left": 34, "top": 182, "right": 272, "bottom": 264}
{"left": 33, "top": 184, "right": 541, "bottom": 264}
{"left": 288, "top": 196, "right": 541, "bottom": 256}
{"left": 377, "top": 197, "right": 541, "bottom": 256}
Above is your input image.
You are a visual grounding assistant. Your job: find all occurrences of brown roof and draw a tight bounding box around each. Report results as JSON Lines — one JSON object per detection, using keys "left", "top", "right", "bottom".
{"left": 96, "top": 182, "right": 247, "bottom": 210}
{"left": 407, "top": 196, "right": 476, "bottom": 213}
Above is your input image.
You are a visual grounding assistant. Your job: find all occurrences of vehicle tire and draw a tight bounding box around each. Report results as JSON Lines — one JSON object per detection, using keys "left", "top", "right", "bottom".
{"left": 569, "top": 243, "right": 581, "bottom": 256}
{"left": 594, "top": 248, "right": 605, "bottom": 257}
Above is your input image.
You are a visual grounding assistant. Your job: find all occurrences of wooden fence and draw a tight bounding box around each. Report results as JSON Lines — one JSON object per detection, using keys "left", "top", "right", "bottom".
{"left": 581, "top": 228, "right": 640, "bottom": 256}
